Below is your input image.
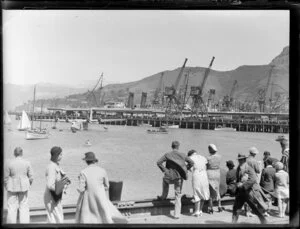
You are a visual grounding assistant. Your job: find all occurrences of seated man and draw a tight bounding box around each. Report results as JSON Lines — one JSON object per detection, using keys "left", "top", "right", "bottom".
{"left": 226, "top": 160, "right": 237, "bottom": 197}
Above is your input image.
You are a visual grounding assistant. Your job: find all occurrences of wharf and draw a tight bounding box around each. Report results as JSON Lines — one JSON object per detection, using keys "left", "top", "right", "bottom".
{"left": 2, "top": 196, "right": 290, "bottom": 225}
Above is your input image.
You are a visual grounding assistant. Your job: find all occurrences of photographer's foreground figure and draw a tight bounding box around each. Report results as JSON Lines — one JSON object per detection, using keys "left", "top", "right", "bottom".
{"left": 4, "top": 147, "right": 34, "bottom": 223}
{"left": 232, "top": 154, "right": 268, "bottom": 224}
{"left": 75, "top": 152, "right": 128, "bottom": 224}
{"left": 156, "top": 141, "right": 194, "bottom": 219}
{"left": 44, "top": 146, "right": 70, "bottom": 223}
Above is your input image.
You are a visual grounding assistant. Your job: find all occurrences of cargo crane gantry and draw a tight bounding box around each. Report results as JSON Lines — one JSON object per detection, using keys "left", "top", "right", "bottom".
{"left": 164, "top": 58, "right": 188, "bottom": 116}
{"left": 190, "top": 56, "right": 215, "bottom": 117}
{"left": 152, "top": 72, "right": 165, "bottom": 109}
{"left": 257, "top": 65, "right": 275, "bottom": 112}
{"left": 86, "top": 73, "right": 104, "bottom": 107}
{"left": 223, "top": 80, "right": 238, "bottom": 111}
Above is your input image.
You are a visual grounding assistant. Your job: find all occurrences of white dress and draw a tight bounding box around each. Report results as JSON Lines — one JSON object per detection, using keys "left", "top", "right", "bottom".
{"left": 190, "top": 154, "right": 210, "bottom": 201}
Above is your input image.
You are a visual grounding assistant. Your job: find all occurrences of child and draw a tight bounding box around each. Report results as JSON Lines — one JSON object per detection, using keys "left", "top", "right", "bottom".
{"left": 274, "top": 162, "right": 289, "bottom": 218}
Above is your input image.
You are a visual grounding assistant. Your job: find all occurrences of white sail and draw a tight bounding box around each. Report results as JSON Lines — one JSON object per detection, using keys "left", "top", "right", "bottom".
{"left": 4, "top": 110, "right": 12, "bottom": 124}
{"left": 17, "top": 110, "right": 31, "bottom": 130}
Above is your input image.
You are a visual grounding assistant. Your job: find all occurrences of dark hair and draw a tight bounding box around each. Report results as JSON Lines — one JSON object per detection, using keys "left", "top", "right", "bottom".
{"left": 265, "top": 158, "right": 273, "bottom": 166}
{"left": 50, "top": 146, "right": 62, "bottom": 162}
{"left": 187, "top": 150, "right": 196, "bottom": 157}
{"left": 14, "top": 147, "right": 23, "bottom": 157}
{"left": 263, "top": 151, "right": 270, "bottom": 156}
{"left": 171, "top": 141, "right": 180, "bottom": 149}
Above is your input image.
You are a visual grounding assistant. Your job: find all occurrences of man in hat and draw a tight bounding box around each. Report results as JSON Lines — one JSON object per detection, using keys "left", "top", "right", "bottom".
{"left": 226, "top": 160, "right": 237, "bottom": 197}
{"left": 263, "top": 151, "right": 279, "bottom": 168}
{"left": 232, "top": 153, "right": 267, "bottom": 224}
{"left": 276, "top": 135, "right": 289, "bottom": 173}
{"left": 4, "top": 147, "right": 34, "bottom": 223}
{"left": 157, "top": 141, "right": 194, "bottom": 219}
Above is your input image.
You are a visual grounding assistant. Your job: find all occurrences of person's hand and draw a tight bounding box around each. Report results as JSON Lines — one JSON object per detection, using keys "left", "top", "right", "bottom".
{"left": 237, "top": 182, "right": 243, "bottom": 188}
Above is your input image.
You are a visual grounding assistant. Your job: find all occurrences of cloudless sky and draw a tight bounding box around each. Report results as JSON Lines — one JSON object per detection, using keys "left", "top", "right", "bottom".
{"left": 3, "top": 10, "right": 289, "bottom": 86}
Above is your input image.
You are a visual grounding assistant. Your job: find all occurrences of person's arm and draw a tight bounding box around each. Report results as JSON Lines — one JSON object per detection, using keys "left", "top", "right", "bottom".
{"left": 185, "top": 156, "right": 194, "bottom": 170}
{"left": 242, "top": 167, "right": 256, "bottom": 191}
{"left": 46, "top": 165, "right": 56, "bottom": 191}
{"left": 103, "top": 170, "right": 110, "bottom": 199}
{"left": 77, "top": 173, "right": 86, "bottom": 193}
{"left": 27, "top": 162, "right": 34, "bottom": 185}
{"left": 4, "top": 164, "right": 10, "bottom": 190}
{"left": 157, "top": 154, "right": 167, "bottom": 173}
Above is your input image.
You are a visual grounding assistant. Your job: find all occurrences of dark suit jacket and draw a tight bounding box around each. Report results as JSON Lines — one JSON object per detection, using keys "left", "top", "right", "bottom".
{"left": 157, "top": 150, "right": 194, "bottom": 180}
{"left": 260, "top": 166, "right": 276, "bottom": 192}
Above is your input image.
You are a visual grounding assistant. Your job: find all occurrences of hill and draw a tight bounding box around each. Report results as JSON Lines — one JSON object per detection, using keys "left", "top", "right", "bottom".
{"left": 12, "top": 46, "right": 289, "bottom": 111}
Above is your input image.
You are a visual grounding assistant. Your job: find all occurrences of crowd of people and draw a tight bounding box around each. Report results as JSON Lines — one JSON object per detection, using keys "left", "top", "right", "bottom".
{"left": 156, "top": 135, "right": 289, "bottom": 224}
{"left": 4, "top": 135, "right": 289, "bottom": 224}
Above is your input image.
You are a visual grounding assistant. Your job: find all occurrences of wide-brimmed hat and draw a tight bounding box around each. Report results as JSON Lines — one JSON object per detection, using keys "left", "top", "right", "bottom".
{"left": 226, "top": 160, "right": 235, "bottom": 168}
{"left": 208, "top": 144, "right": 218, "bottom": 152}
{"left": 275, "top": 135, "right": 288, "bottom": 142}
{"left": 82, "top": 152, "right": 98, "bottom": 162}
{"left": 249, "top": 147, "right": 259, "bottom": 155}
{"left": 237, "top": 153, "right": 248, "bottom": 160}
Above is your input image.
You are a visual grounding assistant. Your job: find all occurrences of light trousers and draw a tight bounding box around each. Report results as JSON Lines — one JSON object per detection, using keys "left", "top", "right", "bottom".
{"left": 7, "top": 191, "right": 30, "bottom": 224}
{"left": 161, "top": 178, "right": 183, "bottom": 218}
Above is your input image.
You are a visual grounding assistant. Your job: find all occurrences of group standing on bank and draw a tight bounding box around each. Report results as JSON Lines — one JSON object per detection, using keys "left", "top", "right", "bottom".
{"left": 4, "top": 135, "right": 289, "bottom": 224}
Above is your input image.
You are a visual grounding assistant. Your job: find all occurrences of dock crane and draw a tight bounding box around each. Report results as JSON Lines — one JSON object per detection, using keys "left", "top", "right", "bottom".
{"left": 164, "top": 58, "right": 188, "bottom": 115}
{"left": 190, "top": 56, "right": 215, "bottom": 117}
{"left": 152, "top": 72, "right": 165, "bottom": 109}
{"left": 86, "top": 73, "right": 104, "bottom": 107}
{"left": 223, "top": 80, "right": 238, "bottom": 111}
{"left": 257, "top": 65, "right": 275, "bottom": 112}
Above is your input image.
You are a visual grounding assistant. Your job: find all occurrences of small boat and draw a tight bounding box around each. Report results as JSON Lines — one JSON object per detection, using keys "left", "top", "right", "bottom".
{"left": 147, "top": 127, "right": 168, "bottom": 134}
{"left": 25, "top": 86, "right": 49, "bottom": 140}
{"left": 138, "top": 123, "right": 152, "bottom": 128}
{"left": 26, "top": 129, "right": 49, "bottom": 140}
{"left": 71, "top": 121, "right": 82, "bottom": 131}
{"left": 17, "top": 110, "right": 31, "bottom": 131}
{"left": 3, "top": 110, "right": 12, "bottom": 125}
{"left": 214, "top": 125, "right": 236, "bottom": 131}
{"left": 162, "top": 124, "right": 179, "bottom": 129}
{"left": 84, "top": 140, "right": 92, "bottom": 146}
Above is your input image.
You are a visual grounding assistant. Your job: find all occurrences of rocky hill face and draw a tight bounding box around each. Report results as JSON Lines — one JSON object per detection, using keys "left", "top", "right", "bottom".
{"left": 12, "top": 46, "right": 289, "bottom": 111}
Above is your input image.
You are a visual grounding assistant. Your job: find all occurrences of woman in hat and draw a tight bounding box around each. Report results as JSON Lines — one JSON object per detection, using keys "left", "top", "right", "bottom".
{"left": 187, "top": 150, "right": 210, "bottom": 216}
{"left": 274, "top": 162, "right": 289, "bottom": 218}
{"left": 75, "top": 152, "right": 127, "bottom": 224}
{"left": 206, "top": 144, "right": 224, "bottom": 214}
{"left": 44, "top": 146, "right": 70, "bottom": 223}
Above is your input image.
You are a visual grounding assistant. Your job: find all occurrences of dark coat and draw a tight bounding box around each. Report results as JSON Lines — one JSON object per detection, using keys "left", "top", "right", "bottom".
{"left": 157, "top": 150, "right": 194, "bottom": 180}
{"left": 260, "top": 166, "right": 276, "bottom": 192}
{"left": 226, "top": 168, "right": 237, "bottom": 196}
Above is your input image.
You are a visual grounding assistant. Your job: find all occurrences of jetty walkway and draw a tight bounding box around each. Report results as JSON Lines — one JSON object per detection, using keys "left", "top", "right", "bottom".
{"left": 2, "top": 196, "right": 290, "bottom": 225}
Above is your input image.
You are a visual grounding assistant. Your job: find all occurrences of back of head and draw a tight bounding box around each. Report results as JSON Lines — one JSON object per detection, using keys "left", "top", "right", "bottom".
{"left": 171, "top": 141, "right": 180, "bottom": 150}
{"left": 187, "top": 149, "right": 196, "bottom": 157}
{"left": 263, "top": 151, "right": 270, "bottom": 157}
{"left": 249, "top": 147, "right": 259, "bottom": 156}
{"left": 50, "top": 146, "right": 62, "bottom": 162}
{"left": 265, "top": 158, "right": 273, "bottom": 166}
{"left": 14, "top": 147, "right": 23, "bottom": 157}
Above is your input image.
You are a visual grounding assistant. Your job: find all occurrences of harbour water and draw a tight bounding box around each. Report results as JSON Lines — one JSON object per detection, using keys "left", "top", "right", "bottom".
{"left": 3, "top": 117, "right": 287, "bottom": 208}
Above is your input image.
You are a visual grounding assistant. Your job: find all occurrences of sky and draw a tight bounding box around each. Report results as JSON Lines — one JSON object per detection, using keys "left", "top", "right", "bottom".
{"left": 3, "top": 10, "right": 289, "bottom": 87}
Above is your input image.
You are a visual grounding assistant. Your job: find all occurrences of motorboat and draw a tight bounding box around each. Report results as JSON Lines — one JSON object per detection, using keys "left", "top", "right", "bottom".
{"left": 147, "top": 127, "right": 168, "bottom": 134}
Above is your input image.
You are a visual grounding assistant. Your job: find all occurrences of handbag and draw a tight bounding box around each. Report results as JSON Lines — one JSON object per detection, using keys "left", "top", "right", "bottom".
{"left": 50, "top": 175, "right": 70, "bottom": 202}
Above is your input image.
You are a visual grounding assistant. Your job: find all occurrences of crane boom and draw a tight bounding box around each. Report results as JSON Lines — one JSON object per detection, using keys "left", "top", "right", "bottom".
{"left": 230, "top": 80, "right": 238, "bottom": 98}
{"left": 264, "top": 65, "right": 274, "bottom": 101}
{"left": 199, "top": 56, "right": 215, "bottom": 94}
{"left": 174, "top": 58, "right": 188, "bottom": 91}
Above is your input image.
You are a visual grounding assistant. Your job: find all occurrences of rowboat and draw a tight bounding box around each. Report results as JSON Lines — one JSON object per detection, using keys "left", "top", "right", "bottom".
{"left": 26, "top": 129, "right": 49, "bottom": 140}
{"left": 147, "top": 127, "right": 168, "bottom": 134}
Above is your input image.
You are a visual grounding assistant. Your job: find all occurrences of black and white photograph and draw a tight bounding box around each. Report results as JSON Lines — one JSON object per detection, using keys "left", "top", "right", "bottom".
{"left": 2, "top": 7, "right": 294, "bottom": 226}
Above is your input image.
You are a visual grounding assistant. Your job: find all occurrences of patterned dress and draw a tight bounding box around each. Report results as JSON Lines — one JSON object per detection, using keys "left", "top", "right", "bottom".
{"left": 190, "top": 154, "right": 210, "bottom": 201}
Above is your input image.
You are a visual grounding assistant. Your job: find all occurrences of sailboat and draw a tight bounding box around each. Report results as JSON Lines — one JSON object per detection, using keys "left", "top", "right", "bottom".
{"left": 17, "top": 110, "right": 31, "bottom": 131}
{"left": 25, "top": 85, "right": 49, "bottom": 140}
{"left": 4, "top": 110, "right": 12, "bottom": 125}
